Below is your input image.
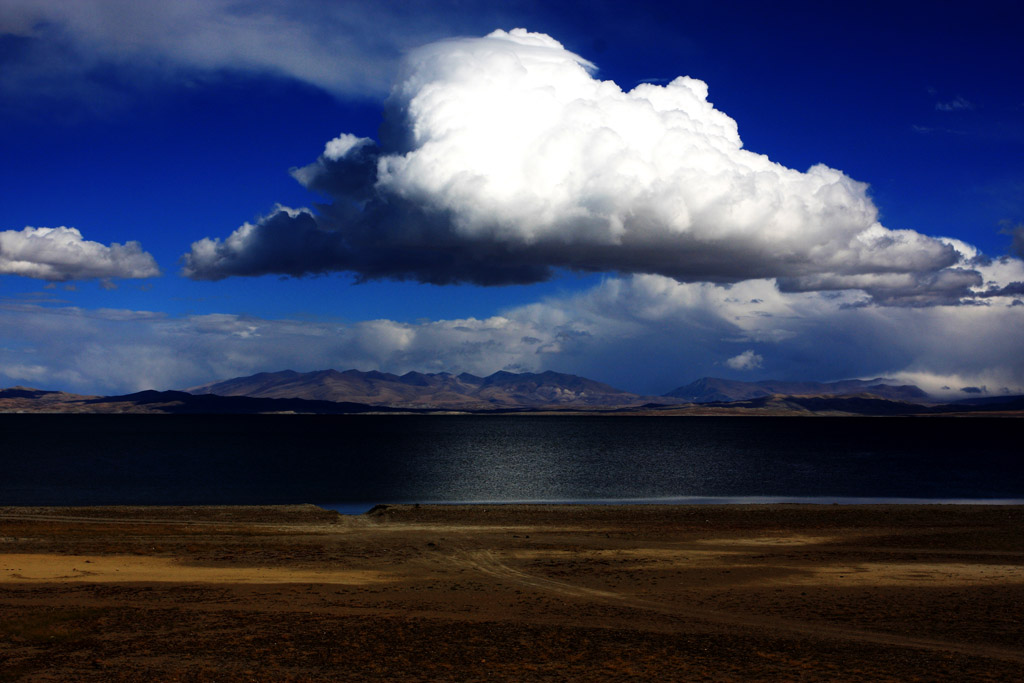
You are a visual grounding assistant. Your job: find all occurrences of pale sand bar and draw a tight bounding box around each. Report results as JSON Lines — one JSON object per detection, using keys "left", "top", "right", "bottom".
{"left": 1, "top": 504, "right": 1022, "bottom": 680}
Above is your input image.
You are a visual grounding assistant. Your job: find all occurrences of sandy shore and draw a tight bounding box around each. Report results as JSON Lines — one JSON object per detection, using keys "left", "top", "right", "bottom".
{"left": 1, "top": 504, "right": 1022, "bottom": 681}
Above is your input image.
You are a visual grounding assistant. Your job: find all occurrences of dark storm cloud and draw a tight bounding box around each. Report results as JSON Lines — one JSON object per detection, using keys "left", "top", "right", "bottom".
{"left": 1002, "top": 223, "right": 1024, "bottom": 259}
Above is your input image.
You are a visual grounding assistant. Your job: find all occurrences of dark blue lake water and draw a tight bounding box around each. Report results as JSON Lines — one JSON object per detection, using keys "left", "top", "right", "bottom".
{"left": 1, "top": 414, "right": 1020, "bottom": 512}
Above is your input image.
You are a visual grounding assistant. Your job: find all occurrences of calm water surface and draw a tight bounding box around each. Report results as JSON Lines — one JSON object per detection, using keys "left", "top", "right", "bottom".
{"left": 1, "top": 414, "right": 1020, "bottom": 511}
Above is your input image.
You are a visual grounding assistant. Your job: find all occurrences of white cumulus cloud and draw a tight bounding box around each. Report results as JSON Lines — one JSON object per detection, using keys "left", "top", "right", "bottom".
{"left": 183, "top": 28, "right": 983, "bottom": 304}
{"left": 726, "top": 350, "right": 763, "bottom": 371}
{"left": 0, "top": 226, "right": 160, "bottom": 281}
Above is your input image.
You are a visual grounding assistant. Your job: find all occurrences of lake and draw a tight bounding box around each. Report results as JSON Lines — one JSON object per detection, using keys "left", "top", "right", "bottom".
{"left": 1, "top": 414, "right": 1020, "bottom": 512}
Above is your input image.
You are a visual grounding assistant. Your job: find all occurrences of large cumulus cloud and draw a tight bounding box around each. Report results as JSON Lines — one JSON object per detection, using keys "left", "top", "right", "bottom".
{"left": 183, "top": 28, "right": 988, "bottom": 304}
{"left": 0, "top": 226, "right": 160, "bottom": 281}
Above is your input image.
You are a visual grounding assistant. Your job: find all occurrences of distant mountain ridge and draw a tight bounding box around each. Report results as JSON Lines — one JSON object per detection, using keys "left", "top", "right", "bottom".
{"left": 4, "top": 371, "right": 1024, "bottom": 415}
{"left": 186, "top": 369, "right": 659, "bottom": 410}
{"left": 190, "top": 369, "right": 933, "bottom": 409}
{"left": 663, "top": 377, "right": 929, "bottom": 403}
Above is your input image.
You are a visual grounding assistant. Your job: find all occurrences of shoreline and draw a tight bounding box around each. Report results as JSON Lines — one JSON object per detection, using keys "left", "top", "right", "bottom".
{"left": 2, "top": 503, "right": 1022, "bottom": 680}
{"left": 323, "top": 496, "right": 1024, "bottom": 514}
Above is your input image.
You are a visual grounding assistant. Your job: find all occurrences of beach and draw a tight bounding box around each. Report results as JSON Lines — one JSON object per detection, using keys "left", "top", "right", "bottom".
{"left": 1, "top": 504, "right": 1022, "bottom": 681}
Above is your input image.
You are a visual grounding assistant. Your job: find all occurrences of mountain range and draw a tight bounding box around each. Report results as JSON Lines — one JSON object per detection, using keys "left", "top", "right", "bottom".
{"left": 187, "top": 368, "right": 934, "bottom": 408}
{"left": 664, "top": 377, "right": 928, "bottom": 403}
{"left": 186, "top": 369, "right": 660, "bottom": 410}
{"left": 3, "top": 369, "right": 1023, "bottom": 416}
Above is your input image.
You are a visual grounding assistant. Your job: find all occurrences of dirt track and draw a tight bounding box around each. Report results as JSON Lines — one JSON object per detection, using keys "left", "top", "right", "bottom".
{"left": 1, "top": 504, "right": 1022, "bottom": 681}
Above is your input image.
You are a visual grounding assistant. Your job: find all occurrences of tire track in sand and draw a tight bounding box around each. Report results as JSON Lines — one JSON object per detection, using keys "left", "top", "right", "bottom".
{"left": 452, "top": 547, "right": 1024, "bottom": 666}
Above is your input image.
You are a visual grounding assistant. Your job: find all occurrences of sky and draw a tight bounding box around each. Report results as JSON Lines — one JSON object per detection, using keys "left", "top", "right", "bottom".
{"left": 1, "top": 0, "right": 1022, "bottom": 397}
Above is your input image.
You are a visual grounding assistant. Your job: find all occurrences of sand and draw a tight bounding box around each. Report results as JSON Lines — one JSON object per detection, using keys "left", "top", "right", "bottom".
{"left": 1, "top": 503, "right": 1022, "bottom": 681}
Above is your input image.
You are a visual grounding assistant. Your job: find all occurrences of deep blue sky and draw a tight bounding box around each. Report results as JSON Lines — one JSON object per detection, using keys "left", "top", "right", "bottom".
{"left": 1, "top": 0, "right": 1022, "bottom": 395}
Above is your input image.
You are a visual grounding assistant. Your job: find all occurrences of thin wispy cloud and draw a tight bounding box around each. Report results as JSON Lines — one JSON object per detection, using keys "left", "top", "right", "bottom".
{"left": 0, "top": 0, "right": 488, "bottom": 110}
{"left": 911, "top": 124, "right": 965, "bottom": 135}
{"left": 935, "top": 96, "right": 975, "bottom": 112}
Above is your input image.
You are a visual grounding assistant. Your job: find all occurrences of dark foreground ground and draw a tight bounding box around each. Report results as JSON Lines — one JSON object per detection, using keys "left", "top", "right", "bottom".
{"left": 1, "top": 504, "right": 1022, "bottom": 681}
